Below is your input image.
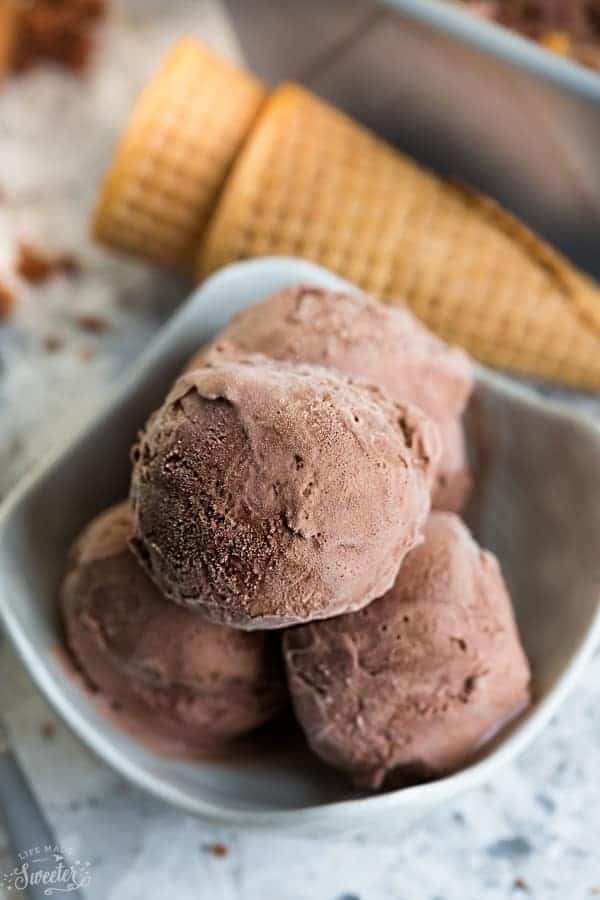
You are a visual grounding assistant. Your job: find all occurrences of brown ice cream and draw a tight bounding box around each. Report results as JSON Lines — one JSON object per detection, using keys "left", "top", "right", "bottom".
{"left": 283, "top": 512, "right": 531, "bottom": 789}
{"left": 188, "top": 285, "right": 473, "bottom": 425}
{"left": 432, "top": 419, "right": 473, "bottom": 513}
{"left": 130, "top": 356, "right": 439, "bottom": 629}
{"left": 61, "top": 503, "right": 287, "bottom": 749}
{"left": 187, "top": 285, "right": 473, "bottom": 512}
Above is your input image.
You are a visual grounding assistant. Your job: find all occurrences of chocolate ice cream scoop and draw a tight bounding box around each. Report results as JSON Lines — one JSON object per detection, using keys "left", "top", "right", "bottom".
{"left": 61, "top": 503, "right": 287, "bottom": 749}
{"left": 283, "top": 512, "right": 531, "bottom": 789}
{"left": 432, "top": 419, "right": 473, "bottom": 513}
{"left": 187, "top": 285, "right": 473, "bottom": 511}
{"left": 130, "top": 356, "right": 439, "bottom": 629}
{"left": 188, "top": 285, "right": 473, "bottom": 425}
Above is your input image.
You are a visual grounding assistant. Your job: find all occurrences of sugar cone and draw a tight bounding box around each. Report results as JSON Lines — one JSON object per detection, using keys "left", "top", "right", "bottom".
{"left": 198, "top": 83, "right": 600, "bottom": 390}
{"left": 93, "top": 39, "right": 265, "bottom": 271}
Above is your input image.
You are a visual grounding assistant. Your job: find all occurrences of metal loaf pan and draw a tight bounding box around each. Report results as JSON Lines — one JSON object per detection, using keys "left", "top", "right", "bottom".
{"left": 224, "top": 0, "right": 600, "bottom": 278}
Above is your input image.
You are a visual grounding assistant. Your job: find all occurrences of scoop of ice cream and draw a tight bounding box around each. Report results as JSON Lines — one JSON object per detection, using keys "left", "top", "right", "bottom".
{"left": 130, "top": 356, "right": 439, "bottom": 628}
{"left": 283, "top": 512, "right": 530, "bottom": 789}
{"left": 432, "top": 420, "right": 472, "bottom": 513}
{"left": 61, "top": 503, "right": 287, "bottom": 749}
{"left": 187, "top": 285, "right": 473, "bottom": 511}
{"left": 187, "top": 285, "right": 473, "bottom": 424}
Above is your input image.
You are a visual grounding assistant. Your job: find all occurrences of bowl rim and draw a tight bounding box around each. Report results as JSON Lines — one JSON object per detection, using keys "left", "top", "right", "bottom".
{"left": 1, "top": 256, "right": 599, "bottom": 828}
{"left": 382, "top": 0, "right": 600, "bottom": 104}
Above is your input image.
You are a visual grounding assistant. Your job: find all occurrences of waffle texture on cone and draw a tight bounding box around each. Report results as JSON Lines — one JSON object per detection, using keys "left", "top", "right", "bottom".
{"left": 197, "top": 83, "right": 600, "bottom": 390}
{"left": 94, "top": 39, "right": 265, "bottom": 270}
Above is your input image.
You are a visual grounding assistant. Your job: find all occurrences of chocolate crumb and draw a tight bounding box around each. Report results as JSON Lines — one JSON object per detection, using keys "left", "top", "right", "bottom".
{"left": 11, "top": 0, "right": 108, "bottom": 75}
{"left": 75, "top": 313, "right": 110, "bottom": 335}
{"left": 56, "top": 253, "right": 81, "bottom": 276}
{"left": 17, "top": 242, "right": 80, "bottom": 285}
{"left": 40, "top": 721, "right": 56, "bottom": 739}
{"left": 0, "top": 281, "right": 16, "bottom": 319}
{"left": 204, "top": 843, "right": 228, "bottom": 858}
{"left": 18, "top": 243, "right": 53, "bottom": 284}
{"left": 43, "top": 335, "right": 64, "bottom": 353}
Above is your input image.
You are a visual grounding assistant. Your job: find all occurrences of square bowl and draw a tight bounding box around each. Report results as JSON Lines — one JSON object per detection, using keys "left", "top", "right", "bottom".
{"left": 1, "top": 257, "right": 599, "bottom": 836}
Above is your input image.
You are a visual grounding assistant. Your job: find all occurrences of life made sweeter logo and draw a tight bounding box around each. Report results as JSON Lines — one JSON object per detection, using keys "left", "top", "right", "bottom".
{"left": 2, "top": 844, "right": 93, "bottom": 895}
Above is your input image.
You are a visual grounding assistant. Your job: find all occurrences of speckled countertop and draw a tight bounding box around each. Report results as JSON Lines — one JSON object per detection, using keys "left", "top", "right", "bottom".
{"left": 0, "top": 2, "right": 599, "bottom": 899}
{"left": 1, "top": 637, "right": 599, "bottom": 900}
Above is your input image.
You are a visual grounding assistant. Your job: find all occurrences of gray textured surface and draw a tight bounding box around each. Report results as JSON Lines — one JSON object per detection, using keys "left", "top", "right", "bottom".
{"left": 0, "top": 2, "right": 599, "bottom": 898}
{"left": 0, "top": 637, "right": 599, "bottom": 899}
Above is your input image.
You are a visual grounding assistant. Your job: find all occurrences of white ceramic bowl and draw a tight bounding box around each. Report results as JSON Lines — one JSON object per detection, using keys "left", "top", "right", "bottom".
{"left": 1, "top": 258, "right": 599, "bottom": 836}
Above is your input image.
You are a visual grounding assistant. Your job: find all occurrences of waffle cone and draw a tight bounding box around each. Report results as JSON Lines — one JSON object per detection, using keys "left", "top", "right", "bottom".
{"left": 93, "top": 39, "right": 265, "bottom": 271}
{"left": 198, "top": 83, "right": 600, "bottom": 390}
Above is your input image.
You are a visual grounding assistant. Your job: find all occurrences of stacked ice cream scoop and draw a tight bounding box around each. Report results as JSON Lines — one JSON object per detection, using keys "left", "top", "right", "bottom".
{"left": 61, "top": 285, "right": 531, "bottom": 789}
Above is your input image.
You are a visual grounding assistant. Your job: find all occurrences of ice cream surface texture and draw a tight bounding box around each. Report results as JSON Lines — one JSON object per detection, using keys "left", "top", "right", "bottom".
{"left": 283, "top": 512, "right": 531, "bottom": 789}
{"left": 188, "top": 285, "right": 473, "bottom": 511}
{"left": 130, "top": 356, "right": 439, "bottom": 628}
{"left": 432, "top": 419, "right": 473, "bottom": 514}
{"left": 188, "top": 285, "right": 473, "bottom": 425}
{"left": 61, "top": 503, "right": 287, "bottom": 748}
